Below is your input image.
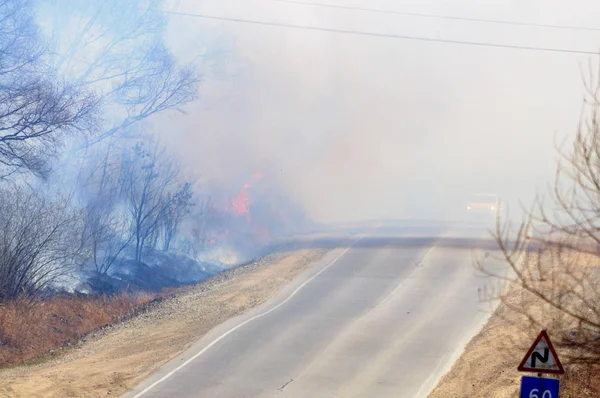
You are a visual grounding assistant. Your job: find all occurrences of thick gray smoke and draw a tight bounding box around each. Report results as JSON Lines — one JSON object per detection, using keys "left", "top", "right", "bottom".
{"left": 0, "top": 0, "right": 596, "bottom": 297}
{"left": 25, "top": 0, "right": 600, "bottom": 274}
{"left": 155, "top": 0, "right": 599, "bottom": 224}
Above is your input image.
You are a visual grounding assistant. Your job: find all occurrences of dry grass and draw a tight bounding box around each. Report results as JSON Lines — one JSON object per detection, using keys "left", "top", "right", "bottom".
{"left": 0, "top": 249, "right": 328, "bottom": 397}
{"left": 430, "top": 249, "right": 600, "bottom": 397}
{"left": 428, "top": 304, "right": 600, "bottom": 397}
{"left": 0, "top": 292, "right": 158, "bottom": 368}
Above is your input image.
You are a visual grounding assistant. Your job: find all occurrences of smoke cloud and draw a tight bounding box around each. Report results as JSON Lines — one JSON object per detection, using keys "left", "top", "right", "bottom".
{"left": 149, "top": 0, "right": 600, "bottom": 226}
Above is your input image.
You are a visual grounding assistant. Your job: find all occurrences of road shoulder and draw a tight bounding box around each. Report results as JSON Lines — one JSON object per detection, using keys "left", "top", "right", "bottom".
{"left": 0, "top": 248, "right": 329, "bottom": 398}
{"left": 428, "top": 250, "right": 600, "bottom": 397}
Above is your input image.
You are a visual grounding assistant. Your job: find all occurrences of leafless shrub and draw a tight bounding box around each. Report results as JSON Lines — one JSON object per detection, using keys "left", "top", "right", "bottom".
{"left": 0, "top": 187, "right": 84, "bottom": 301}
{"left": 478, "top": 64, "right": 600, "bottom": 366}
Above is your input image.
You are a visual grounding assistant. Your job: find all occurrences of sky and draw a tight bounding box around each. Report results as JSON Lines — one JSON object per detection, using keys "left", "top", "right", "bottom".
{"left": 153, "top": 0, "right": 600, "bottom": 223}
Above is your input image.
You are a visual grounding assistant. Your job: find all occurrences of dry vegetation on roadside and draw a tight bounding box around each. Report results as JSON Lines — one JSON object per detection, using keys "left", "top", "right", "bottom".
{"left": 0, "top": 248, "right": 328, "bottom": 398}
{"left": 0, "top": 292, "right": 161, "bottom": 368}
{"left": 430, "top": 250, "right": 600, "bottom": 398}
{"left": 431, "top": 70, "right": 600, "bottom": 397}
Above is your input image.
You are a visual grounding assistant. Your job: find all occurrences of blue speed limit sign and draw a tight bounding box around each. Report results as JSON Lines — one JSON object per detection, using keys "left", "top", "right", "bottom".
{"left": 520, "top": 376, "right": 560, "bottom": 398}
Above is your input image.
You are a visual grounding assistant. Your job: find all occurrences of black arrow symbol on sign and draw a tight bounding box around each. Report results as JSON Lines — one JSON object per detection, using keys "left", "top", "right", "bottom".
{"left": 531, "top": 348, "right": 549, "bottom": 367}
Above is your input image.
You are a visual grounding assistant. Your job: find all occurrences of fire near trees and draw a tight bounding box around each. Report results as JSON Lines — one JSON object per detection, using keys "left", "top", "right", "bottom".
{"left": 0, "top": 0, "right": 307, "bottom": 300}
{"left": 0, "top": 0, "right": 302, "bottom": 300}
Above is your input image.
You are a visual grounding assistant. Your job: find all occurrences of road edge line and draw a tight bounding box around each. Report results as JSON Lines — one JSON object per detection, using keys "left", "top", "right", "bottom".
{"left": 130, "top": 242, "right": 358, "bottom": 397}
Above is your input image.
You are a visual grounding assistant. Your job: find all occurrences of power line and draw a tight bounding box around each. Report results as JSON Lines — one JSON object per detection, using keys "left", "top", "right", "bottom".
{"left": 155, "top": 9, "right": 597, "bottom": 55}
{"left": 271, "top": 0, "right": 600, "bottom": 33}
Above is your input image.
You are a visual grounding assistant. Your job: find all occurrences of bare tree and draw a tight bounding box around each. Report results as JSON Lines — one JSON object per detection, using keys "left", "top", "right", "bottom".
{"left": 77, "top": 141, "right": 132, "bottom": 274}
{"left": 42, "top": 0, "right": 199, "bottom": 145}
{"left": 0, "top": 187, "right": 84, "bottom": 301}
{"left": 478, "top": 65, "right": 600, "bottom": 367}
{"left": 159, "top": 182, "right": 193, "bottom": 252}
{"left": 82, "top": 205, "right": 132, "bottom": 275}
{"left": 121, "top": 141, "right": 193, "bottom": 264}
{"left": 0, "top": 0, "right": 97, "bottom": 179}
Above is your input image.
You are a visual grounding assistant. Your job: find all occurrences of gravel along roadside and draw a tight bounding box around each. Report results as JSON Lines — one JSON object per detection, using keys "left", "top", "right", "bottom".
{"left": 0, "top": 248, "right": 329, "bottom": 398}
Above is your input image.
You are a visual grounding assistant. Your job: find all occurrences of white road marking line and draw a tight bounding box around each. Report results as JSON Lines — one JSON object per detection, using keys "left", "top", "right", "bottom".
{"left": 415, "top": 243, "right": 437, "bottom": 267}
{"left": 415, "top": 353, "right": 447, "bottom": 398}
{"left": 130, "top": 241, "right": 359, "bottom": 398}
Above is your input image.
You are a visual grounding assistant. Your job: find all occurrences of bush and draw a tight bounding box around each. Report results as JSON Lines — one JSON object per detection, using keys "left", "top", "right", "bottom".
{"left": 0, "top": 187, "right": 84, "bottom": 301}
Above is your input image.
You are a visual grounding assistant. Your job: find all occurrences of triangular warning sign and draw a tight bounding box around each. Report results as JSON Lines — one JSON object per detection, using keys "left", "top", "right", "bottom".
{"left": 518, "top": 330, "right": 564, "bottom": 374}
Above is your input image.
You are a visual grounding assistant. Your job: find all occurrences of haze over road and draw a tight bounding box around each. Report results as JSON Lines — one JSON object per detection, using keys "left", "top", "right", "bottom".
{"left": 126, "top": 225, "right": 506, "bottom": 398}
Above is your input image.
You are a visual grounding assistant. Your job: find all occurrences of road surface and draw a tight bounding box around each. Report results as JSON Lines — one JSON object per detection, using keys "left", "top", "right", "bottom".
{"left": 125, "top": 227, "right": 506, "bottom": 398}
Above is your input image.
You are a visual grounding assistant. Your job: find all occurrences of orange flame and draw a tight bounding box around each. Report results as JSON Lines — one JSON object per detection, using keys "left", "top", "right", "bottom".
{"left": 232, "top": 173, "right": 263, "bottom": 215}
{"left": 232, "top": 188, "right": 250, "bottom": 214}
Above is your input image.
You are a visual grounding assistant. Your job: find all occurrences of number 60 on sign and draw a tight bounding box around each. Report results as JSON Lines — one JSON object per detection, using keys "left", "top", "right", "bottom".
{"left": 520, "top": 376, "right": 560, "bottom": 398}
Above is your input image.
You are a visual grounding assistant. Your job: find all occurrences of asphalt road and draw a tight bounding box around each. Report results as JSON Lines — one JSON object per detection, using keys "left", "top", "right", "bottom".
{"left": 125, "top": 228, "right": 506, "bottom": 398}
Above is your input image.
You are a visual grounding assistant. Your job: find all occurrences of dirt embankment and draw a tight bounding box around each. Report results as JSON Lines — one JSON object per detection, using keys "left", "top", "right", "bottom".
{"left": 429, "top": 251, "right": 600, "bottom": 398}
{"left": 0, "top": 248, "right": 328, "bottom": 398}
{"left": 0, "top": 292, "right": 166, "bottom": 368}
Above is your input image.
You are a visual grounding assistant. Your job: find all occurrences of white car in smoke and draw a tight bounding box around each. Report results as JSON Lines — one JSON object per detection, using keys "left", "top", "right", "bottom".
{"left": 465, "top": 193, "right": 500, "bottom": 218}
